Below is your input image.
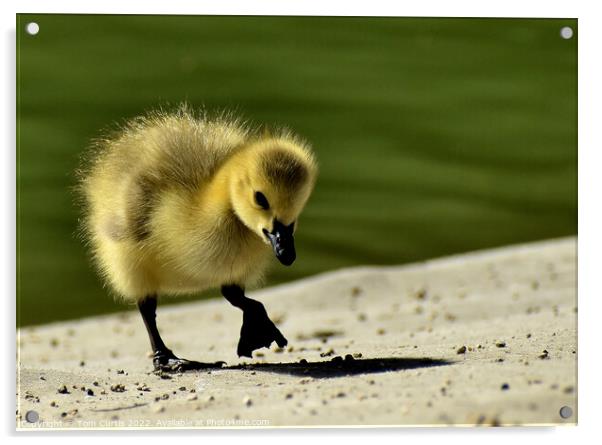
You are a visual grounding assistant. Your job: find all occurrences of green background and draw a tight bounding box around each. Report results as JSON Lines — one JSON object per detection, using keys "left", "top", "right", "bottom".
{"left": 17, "top": 15, "right": 577, "bottom": 326}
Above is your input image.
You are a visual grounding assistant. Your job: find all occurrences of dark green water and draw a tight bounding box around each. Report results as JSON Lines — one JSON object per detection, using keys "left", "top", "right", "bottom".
{"left": 17, "top": 15, "right": 577, "bottom": 326}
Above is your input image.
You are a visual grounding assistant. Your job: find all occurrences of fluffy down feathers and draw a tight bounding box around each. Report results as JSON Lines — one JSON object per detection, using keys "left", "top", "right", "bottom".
{"left": 77, "top": 106, "right": 317, "bottom": 301}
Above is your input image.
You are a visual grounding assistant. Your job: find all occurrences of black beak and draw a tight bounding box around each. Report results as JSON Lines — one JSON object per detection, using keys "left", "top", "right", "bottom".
{"left": 263, "top": 220, "right": 296, "bottom": 266}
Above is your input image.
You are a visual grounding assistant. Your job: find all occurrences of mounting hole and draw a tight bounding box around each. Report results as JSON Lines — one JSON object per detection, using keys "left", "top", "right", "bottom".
{"left": 560, "top": 26, "right": 573, "bottom": 40}
{"left": 25, "top": 22, "right": 39, "bottom": 36}
{"left": 25, "top": 410, "right": 39, "bottom": 423}
{"left": 559, "top": 405, "right": 573, "bottom": 419}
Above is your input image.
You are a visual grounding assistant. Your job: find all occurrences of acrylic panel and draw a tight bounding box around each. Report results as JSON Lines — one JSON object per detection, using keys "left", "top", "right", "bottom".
{"left": 16, "top": 14, "right": 577, "bottom": 429}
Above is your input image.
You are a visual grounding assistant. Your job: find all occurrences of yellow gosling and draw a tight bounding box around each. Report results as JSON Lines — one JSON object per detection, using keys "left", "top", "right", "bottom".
{"left": 77, "top": 106, "right": 318, "bottom": 371}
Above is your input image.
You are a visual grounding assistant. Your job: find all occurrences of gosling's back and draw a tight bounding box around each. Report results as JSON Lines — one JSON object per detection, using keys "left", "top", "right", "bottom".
{"left": 83, "top": 110, "right": 249, "bottom": 233}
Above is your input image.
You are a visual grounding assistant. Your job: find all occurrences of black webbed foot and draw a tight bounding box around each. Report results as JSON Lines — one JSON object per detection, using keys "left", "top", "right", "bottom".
{"left": 153, "top": 350, "right": 226, "bottom": 373}
{"left": 237, "top": 299, "right": 288, "bottom": 358}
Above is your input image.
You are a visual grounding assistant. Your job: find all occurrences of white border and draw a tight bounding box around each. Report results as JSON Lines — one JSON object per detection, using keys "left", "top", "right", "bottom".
{"left": 3, "top": 1, "right": 600, "bottom": 443}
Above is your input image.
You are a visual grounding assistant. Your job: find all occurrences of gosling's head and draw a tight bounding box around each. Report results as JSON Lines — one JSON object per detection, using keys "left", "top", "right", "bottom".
{"left": 230, "top": 136, "right": 318, "bottom": 266}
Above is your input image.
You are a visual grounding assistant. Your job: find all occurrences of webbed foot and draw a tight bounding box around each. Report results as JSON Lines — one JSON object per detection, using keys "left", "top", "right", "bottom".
{"left": 237, "top": 300, "right": 288, "bottom": 358}
{"left": 153, "top": 350, "right": 226, "bottom": 373}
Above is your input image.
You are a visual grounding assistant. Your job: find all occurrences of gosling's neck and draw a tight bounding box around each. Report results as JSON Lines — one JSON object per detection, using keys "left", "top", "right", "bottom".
{"left": 193, "top": 148, "right": 251, "bottom": 234}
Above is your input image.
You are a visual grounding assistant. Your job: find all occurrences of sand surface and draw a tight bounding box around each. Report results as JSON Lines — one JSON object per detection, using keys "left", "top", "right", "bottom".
{"left": 16, "top": 237, "right": 577, "bottom": 429}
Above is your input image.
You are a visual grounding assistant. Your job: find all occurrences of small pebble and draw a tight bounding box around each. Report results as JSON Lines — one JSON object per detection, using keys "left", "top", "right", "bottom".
{"left": 351, "top": 286, "right": 362, "bottom": 297}
{"left": 243, "top": 396, "right": 253, "bottom": 407}
{"left": 539, "top": 350, "right": 550, "bottom": 359}
{"left": 57, "top": 385, "right": 70, "bottom": 394}
{"left": 110, "top": 384, "right": 126, "bottom": 393}
{"left": 501, "top": 383, "right": 510, "bottom": 391}
{"left": 457, "top": 346, "right": 467, "bottom": 354}
{"left": 320, "top": 349, "right": 334, "bottom": 358}
{"left": 414, "top": 288, "right": 427, "bottom": 300}
{"left": 495, "top": 341, "right": 506, "bottom": 348}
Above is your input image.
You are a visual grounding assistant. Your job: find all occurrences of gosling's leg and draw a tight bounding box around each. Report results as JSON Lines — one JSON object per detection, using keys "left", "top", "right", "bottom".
{"left": 221, "top": 285, "right": 288, "bottom": 358}
{"left": 138, "top": 295, "right": 225, "bottom": 372}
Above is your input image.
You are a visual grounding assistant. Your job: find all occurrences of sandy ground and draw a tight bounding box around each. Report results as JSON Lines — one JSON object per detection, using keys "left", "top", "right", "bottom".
{"left": 16, "top": 237, "right": 577, "bottom": 429}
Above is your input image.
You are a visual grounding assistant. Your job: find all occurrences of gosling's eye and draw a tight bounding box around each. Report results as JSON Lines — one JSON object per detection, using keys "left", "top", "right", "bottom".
{"left": 254, "top": 191, "right": 270, "bottom": 210}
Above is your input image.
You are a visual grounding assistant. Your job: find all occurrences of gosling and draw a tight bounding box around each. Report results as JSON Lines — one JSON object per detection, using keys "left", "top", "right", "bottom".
{"left": 78, "top": 107, "right": 318, "bottom": 372}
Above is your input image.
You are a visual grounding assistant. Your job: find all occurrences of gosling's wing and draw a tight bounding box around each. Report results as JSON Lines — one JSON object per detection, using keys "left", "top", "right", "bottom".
{"left": 80, "top": 108, "right": 251, "bottom": 243}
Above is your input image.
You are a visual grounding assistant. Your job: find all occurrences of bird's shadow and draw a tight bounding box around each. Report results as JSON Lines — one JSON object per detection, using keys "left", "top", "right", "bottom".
{"left": 224, "top": 357, "right": 452, "bottom": 379}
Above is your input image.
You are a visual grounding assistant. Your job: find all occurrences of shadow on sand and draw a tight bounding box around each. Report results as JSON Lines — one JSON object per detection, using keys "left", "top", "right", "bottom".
{"left": 224, "top": 357, "right": 452, "bottom": 379}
